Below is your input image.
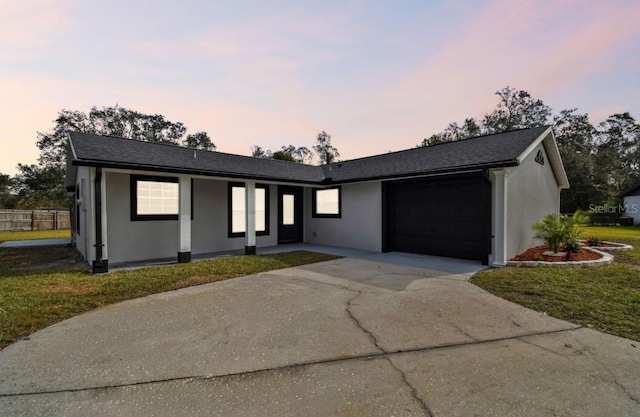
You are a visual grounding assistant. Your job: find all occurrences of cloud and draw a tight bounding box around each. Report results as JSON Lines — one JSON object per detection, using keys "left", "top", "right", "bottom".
{"left": 1, "top": 0, "right": 639, "bottom": 173}
{"left": 368, "top": 0, "right": 640, "bottom": 132}
{"left": 0, "top": 1, "right": 71, "bottom": 62}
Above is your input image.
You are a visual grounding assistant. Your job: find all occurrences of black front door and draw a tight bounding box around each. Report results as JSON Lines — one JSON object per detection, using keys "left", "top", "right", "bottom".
{"left": 278, "top": 186, "right": 303, "bottom": 243}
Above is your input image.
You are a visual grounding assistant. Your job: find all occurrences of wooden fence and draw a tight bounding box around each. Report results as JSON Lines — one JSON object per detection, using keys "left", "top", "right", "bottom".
{"left": 0, "top": 210, "right": 71, "bottom": 232}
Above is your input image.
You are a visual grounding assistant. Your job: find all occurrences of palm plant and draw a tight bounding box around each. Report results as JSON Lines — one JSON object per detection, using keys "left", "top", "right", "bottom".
{"left": 563, "top": 210, "right": 588, "bottom": 253}
{"left": 532, "top": 214, "right": 566, "bottom": 253}
{"left": 531, "top": 210, "right": 588, "bottom": 253}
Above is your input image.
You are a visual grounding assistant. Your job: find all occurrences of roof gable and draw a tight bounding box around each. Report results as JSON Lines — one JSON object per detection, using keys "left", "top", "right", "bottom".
{"left": 515, "top": 127, "right": 569, "bottom": 189}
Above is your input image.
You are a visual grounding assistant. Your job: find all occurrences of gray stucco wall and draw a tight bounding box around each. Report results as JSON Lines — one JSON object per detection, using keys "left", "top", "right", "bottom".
{"left": 191, "top": 179, "right": 277, "bottom": 255}
{"left": 304, "top": 182, "right": 382, "bottom": 252}
{"left": 623, "top": 196, "right": 640, "bottom": 224}
{"left": 105, "top": 173, "right": 279, "bottom": 264}
{"left": 106, "top": 172, "right": 179, "bottom": 264}
{"left": 505, "top": 143, "right": 561, "bottom": 258}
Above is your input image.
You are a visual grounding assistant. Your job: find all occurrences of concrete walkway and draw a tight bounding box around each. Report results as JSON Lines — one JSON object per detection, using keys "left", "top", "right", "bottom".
{"left": 0, "top": 238, "right": 72, "bottom": 248}
{"left": 0, "top": 257, "right": 638, "bottom": 416}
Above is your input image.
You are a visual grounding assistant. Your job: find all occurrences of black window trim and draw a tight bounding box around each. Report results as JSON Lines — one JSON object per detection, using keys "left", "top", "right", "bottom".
{"left": 130, "top": 175, "right": 180, "bottom": 221}
{"left": 312, "top": 186, "right": 342, "bottom": 218}
{"left": 228, "top": 182, "right": 270, "bottom": 238}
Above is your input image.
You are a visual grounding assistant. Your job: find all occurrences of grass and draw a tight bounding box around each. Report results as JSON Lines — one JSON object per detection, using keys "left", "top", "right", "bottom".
{"left": 583, "top": 225, "right": 640, "bottom": 264}
{"left": 0, "top": 229, "right": 71, "bottom": 243}
{"left": 472, "top": 225, "right": 640, "bottom": 342}
{"left": 3, "top": 225, "right": 639, "bottom": 348}
{"left": 0, "top": 250, "right": 339, "bottom": 350}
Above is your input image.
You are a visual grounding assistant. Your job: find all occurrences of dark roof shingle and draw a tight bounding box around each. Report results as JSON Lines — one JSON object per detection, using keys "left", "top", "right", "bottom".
{"left": 320, "top": 127, "right": 548, "bottom": 182}
{"left": 69, "top": 132, "right": 324, "bottom": 183}
{"left": 68, "top": 127, "right": 549, "bottom": 184}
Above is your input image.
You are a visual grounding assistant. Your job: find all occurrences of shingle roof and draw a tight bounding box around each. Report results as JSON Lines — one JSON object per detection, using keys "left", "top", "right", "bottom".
{"left": 69, "top": 132, "right": 324, "bottom": 183}
{"left": 68, "top": 127, "right": 550, "bottom": 185}
{"left": 320, "top": 127, "right": 549, "bottom": 182}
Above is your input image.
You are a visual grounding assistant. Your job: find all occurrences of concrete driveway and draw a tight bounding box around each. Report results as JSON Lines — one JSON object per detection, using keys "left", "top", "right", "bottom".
{"left": 0, "top": 257, "right": 638, "bottom": 416}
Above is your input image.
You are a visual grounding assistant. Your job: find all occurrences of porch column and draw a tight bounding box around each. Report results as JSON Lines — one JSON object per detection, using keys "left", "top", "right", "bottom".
{"left": 245, "top": 180, "right": 256, "bottom": 255}
{"left": 492, "top": 169, "right": 509, "bottom": 267}
{"left": 178, "top": 175, "right": 191, "bottom": 263}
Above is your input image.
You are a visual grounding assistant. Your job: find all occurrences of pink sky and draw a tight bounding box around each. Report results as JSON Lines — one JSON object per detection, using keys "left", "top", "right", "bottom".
{"left": 1, "top": 0, "right": 639, "bottom": 175}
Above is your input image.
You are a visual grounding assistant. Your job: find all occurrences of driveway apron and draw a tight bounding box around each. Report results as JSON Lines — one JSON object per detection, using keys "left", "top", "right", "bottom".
{"left": 0, "top": 258, "right": 638, "bottom": 416}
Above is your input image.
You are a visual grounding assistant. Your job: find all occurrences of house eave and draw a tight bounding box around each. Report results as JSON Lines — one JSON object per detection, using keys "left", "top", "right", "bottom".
{"left": 621, "top": 184, "right": 640, "bottom": 197}
{"left": 65, "top": 134, "right": 79, "bottom": 191}
{"left": 72, "top": 158, "right": 521, "bottom": 186}
{"left": 71, "top": 159, "right": 324, "bottom": 186}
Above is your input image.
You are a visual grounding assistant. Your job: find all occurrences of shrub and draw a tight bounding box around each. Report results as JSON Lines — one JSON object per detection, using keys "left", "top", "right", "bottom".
{"left": 587, "top": 237, "right": 601, "bottom": 247}
{"left": 565, "top": 210, "right": 589, "bottom": 242}
{"left": 564, "top": 239, "right": 580, "bottom": 253}
{"left": 532, "top": 210, "right": 588, "bottom": 253}
{"left": 532, "top": 214, "right": 566, "bottom": 253}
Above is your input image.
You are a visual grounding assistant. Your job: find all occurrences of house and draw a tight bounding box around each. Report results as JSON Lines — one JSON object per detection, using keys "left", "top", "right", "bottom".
{"left": 65, "top": 126, "right": 569, "bottom": 273}
{"left": 622, "top": 185, "right": 640, "bottom": 224}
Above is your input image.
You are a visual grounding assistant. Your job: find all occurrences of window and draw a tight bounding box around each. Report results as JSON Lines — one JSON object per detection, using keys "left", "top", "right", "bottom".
{"left": 228, "top": 183, "right": 270, "bottom": 237}
{"left": 130, "top": 175, "right": 179, "bottom": 221}
{"left": 312, "top": 187, "right": 341, "bottom": 218}
{"left": 282, "top": 194, "right": 295, "bottom": 225}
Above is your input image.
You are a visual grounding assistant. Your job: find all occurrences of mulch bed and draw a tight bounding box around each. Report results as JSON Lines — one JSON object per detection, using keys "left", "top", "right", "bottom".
{"left": 595, "top": 241, "right": 624, "bottom": 248}
{"left": 510, "top": 244, "right": 602, "bottom": 262}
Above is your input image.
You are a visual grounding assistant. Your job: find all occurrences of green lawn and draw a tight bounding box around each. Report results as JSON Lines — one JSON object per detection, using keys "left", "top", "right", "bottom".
{"left": 3, "top": 226, "right": 639, "bottom": 349}
{"left": 584, "top": 225, "right": 640, "bottom": 264}
{"left": 472, "top": 225, "right": 640, "bottom": 342}
{"left": 0, "top": 229, "right": 71, "bottom": 243}
{"left": 0, "top": 250, "right": 339, "bottom": 350}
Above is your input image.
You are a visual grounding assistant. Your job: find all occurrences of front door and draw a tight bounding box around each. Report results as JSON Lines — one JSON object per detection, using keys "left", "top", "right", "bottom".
{"left": 278, "top": 186, "right": 303, "bottom": 243}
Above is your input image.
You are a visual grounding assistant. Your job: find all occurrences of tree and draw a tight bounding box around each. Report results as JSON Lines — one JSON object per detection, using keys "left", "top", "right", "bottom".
{"left": 594, "top": 113, "right": 640, "bottom": 196}
{"left": 313, "top": 131, "right": 340, "bottom": 164}
{"left": 37, "top": 109, "right": 91, "bottom": 170}
{"left": 0, "top": 172, "right": 17, "bottom": 209}
{"left": 18, "top": 105, "right": 210, "bottom": 210}
{"left": 251, "top": 145, "right": 312, "bottom": 163}
{"left": 0, "top": 173, "right": 11, "bottom": 192}
{"left": 36, "top": 105, "right": 193, "bottom": 172}
{"left": 279, "top": 145, "right": 313, "bottom": 164}
{"left": 418, "top": 86, "right": 639, "bottom": 213}
{"left": 419, "top": 118, "right": 482, "bottom": 147}
{"left": 482, "top": 86, "right": 551, "bottom": 133}
{"left": 251, "top": 145, "right": 273, "bottom": 159}
{"left": 420, "top": 87, "right": 551, "bottom": 145}
{"left": 13, "top": 164, "right": 68, "bottom": 209}
{"left": 272, "top": 151, "right": 297, "bottom": 162}
{"left": 552, "top": 109, "right": 602, "bottom": 212}
{"left": 184, "top": 131, "right": 216, "bottom": 151}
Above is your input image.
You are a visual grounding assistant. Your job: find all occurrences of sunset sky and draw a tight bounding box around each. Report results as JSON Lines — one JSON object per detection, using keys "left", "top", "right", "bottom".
{"left": 1, "top": 0, "right": 639, "bottom": 175}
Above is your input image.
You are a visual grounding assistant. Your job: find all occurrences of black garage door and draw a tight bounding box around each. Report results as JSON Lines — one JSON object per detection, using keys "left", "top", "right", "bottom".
{"left": 383, "top": 174, "right": 491, "bottom": 264}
